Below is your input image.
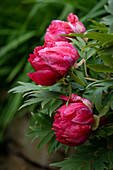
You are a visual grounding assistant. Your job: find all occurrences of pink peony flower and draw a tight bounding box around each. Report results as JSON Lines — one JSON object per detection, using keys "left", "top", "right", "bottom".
{"left": 45, "top": 13, "right": 86, "bottom": 43}
{"left": 52, "top": 94, "right": 94, "bottom": 146}
{"left": 27, "top": 42, "right": 79, "bottom": 86}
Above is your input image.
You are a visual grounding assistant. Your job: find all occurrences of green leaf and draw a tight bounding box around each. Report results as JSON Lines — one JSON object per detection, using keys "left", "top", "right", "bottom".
{"left": 80, "top": 163, "right": 90, "bottom": 170}
{"left": 92, "top": 161, "right": 107, "bottom": 170}
{"left": 104, "top": 0, "right": 113, "bottom": 15}
{"left": 38, "top": 130, "right": 54, "bottom": 150}
{"left": 90, "top": 20, "right": 108, "bottom": 33}
{"left": 92, "top": 87, "right": 103, "bottom": 112}
{"left": 49, "top": 99, "right": 62, "bottom": 116}
{"left": 41, "top": 98, "right": 52, "bottom": 109}
{"left": 72, "top": 153, "right": 95, "bottom": 161}
{"left": 102, "top": 15, "right": 113, "bottom": 25}
{"left": 0, "top": 94, "right": 22, "bottom": 130}
{"left": 86, "top": 48, "right": 96, "bottom": 60}
{"left": 99, "top": 47, "right": 113, "bottom": 55}
{"left": 28, "top": 127, "right": 51, "bottom": 138}
{"left": 68, "top": 71, "right": 86, "bottom": 87}
{"left": 48, "top": 136, "right": 59, "bottom": 155}
{"left": 87, "top": 64, "right": 113, "bottom": 73}
{"left": 92, "top": 151, "right": 109, "bottom": 170}
{"left": 32, "top": 113, "right": 52, "bottom": 128}
{"left": 51, "top": 159, "right": 86, "bottom": 170}
{"left": 19, "top": 98, "right": 44, "bottom": 110}
{"left": 100, "top": 55, "right": 113, "bottom": 68}
{"left": 96, "top": 128, "right": 107, "bottom": 138}
{"left": 103, "top": 126, "right": 113, "bottom": 136}
{"left": 8, "top": 81, "right": 42, "bottom": 93}
{"left": 109, "top": 22, "right": 113, "bottom": 33}
{"left": 110, "top": 100, "right": 113, "bottom": 110}
{"left": 99, "top": 105, "right": 110, "bottom": 117}
{"left": 64, "top": 32, "right": 113, "bottom": 44}
{"left": 75, "top": 70, "right": 87, "bottom": 85}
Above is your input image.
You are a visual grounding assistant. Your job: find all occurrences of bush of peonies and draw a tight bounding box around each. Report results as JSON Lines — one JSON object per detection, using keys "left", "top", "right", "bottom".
{"left": 27, "top": 13, "right": 108, "bottom": 147}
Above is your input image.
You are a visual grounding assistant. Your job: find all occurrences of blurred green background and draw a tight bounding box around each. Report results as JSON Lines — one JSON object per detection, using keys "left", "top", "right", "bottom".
{"left": 0, "top": 0, "right": 107, "bottom": 144}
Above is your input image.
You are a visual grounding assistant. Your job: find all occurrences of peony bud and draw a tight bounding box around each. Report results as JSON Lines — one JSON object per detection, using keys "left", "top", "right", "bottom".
{"left": 45, "top": 13, "right": 86, "bottom": 43}
{"left": 52, "top": 94, "right": 94, "bottom": 146}
{"left": 27, "top": 42, "right": 79, "bottom": 86}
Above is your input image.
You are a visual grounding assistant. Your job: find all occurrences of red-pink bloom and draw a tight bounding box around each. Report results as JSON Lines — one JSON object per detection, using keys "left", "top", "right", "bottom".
{"left": 52, "top": 94, "right": 94, "bottom": 146}
{"left": 45, "top": 13, "right": 86, "bottom": 43}
{"left": 27, "top": 42, "right": 79, "bottom": 86}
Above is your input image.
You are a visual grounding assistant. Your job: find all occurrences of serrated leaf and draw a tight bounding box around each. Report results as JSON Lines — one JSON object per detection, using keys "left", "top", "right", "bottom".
{"left": 27, "top": 127, "right": 51, "bottom": 138}
{"left": 96, "top": 128, "right": 107, "bottom": 138}
{"left": 92, "top": 151, "right": 109, "bottom": 170}
{"left": 8, "top": 81, "right": 42, "bottom": 93}
{"left": 49, "top": 99, "right": 62, "bottom": 116}
{"left": 19, "top": 98, "right": 43, "bottom": 110}
{"left": 33, "top": 113, "right": 52, "bottom": 128}
{"left": 63, "top": 32, "right": 113, "bottom": 44}
{"left": 104, "top": 126, "right": 113, "bottom": 136}
{"left": 68, "top": 71, "right": 86, "bottom": 87}
{"left": 90, "top": 20, "right": 108, "bottom": 33}
{"left": 51, "top": 160, "right": 86, "bottom": 170}
{"left": 41, "top": 98, "right": 52, "bottom": 109}
{"left": 80, "top": 163, "right": 90, "bottom": 170}
{"left": 102, "top": 15, "right": 113, "bottom": 25}
{"left": 72, "top": 153, "right": 95, "bottom": 161}
{"left": 104, "top": 0, "right": 113, "bottom": 15}
{"left": 92, "top": 160, "right": 107, "bottom": 170}
{"left": 76, "top": 145, "right": 96, "bottom": 153}
{"left": 48, "top": 136, "right": 59, "bottom": 155}
{"left": 38, "top": 130, "right": 54, "bottom": 150}
{"left": 87, "top": 64, "right": 113, "bottom": 73}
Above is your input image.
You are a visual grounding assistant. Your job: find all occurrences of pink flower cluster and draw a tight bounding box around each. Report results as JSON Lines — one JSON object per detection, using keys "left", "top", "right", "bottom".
{"left": 27, "top": 13, "right": 86, "bottom": 86}
{"left": 26, "top": 13, "right": 97, "bottom": 147}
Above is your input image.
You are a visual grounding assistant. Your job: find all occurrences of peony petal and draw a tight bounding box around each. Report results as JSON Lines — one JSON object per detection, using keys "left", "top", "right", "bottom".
{"left": 27, "top": 69, "right": 60, "bottom": 86}
{"left": 71, "top": 106, "right": 94, "bottom": 124}
{"left": 67, "top": 13, "right": 78, "bottom": 23}
{"left": 39, "top": 42, "right": 79, "bottom": 76}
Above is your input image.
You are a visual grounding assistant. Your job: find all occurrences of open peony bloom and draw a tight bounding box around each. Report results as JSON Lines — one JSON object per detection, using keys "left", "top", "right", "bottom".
{"left": 27, "top": 41, "right": 79, "bottom": 86}
{"left": 45, "top": 13, "right": 86, "bottom": 43}
{"left": 52, "top": 94, "right": 94, "bottom": 146}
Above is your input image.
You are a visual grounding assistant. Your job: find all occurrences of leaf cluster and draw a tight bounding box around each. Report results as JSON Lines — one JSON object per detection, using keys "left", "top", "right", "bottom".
{"left": 51, "top": 137, "right": 113, "bottom": 170}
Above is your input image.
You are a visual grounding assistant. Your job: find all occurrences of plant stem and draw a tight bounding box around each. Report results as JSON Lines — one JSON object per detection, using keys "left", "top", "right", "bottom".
{"left": 85, "top": 77, "right": 98, "bottom": 82}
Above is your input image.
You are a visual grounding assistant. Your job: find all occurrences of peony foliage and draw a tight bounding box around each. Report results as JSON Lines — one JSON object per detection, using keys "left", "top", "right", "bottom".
{"left": 9, "top": 2, "right": 113, "bottom": 169}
